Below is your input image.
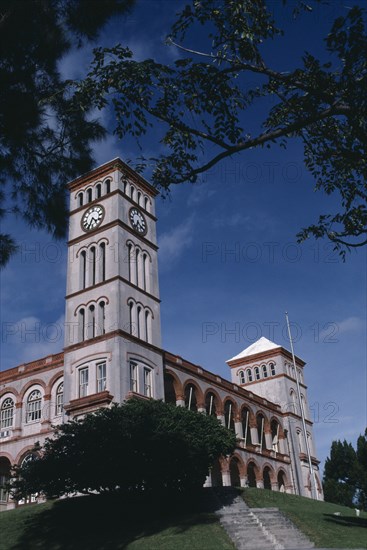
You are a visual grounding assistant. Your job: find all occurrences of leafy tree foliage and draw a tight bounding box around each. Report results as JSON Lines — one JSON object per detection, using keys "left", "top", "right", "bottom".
{"left": 11, "top": 399, "right": 236, "bottom": 499}
{"left": 77, "top": 0, "right": 367, "bottom": 256}
{"left": 323, "top": 429, "right": 367, "bottom": 509}
{"left": 0, "top": 0, "right": 134, "bottom": 267}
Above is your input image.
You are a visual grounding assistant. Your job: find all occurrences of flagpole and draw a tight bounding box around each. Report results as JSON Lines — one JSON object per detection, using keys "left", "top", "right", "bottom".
{"left": 285, "top": 312, "right": 317, "bottom": 500}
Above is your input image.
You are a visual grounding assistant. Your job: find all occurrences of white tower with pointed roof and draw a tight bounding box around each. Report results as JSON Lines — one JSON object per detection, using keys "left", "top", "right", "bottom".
{"left": 226, "top": 337, "right": 323, "bottom": 499}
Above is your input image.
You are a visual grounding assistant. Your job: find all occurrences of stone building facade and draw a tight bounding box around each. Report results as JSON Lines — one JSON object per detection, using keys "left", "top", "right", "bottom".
{"left": 0, "top": 159, "right": 323, "bottom": 510}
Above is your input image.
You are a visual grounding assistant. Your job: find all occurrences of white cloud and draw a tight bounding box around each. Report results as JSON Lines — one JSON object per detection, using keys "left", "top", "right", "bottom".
{"left": 320, "top": 316, "right": 366, "bottom": 340}
{"left": 158, "top": 217, "right": 194, "bottom": 267}
{"left": 213, "top": 213, "right": 252, "bottom": 228}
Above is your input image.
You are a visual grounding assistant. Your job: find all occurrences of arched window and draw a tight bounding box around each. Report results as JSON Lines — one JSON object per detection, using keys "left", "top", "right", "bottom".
{"left": 99, "top": 301, "right": 105, "bottom": 335}
{"left": 144, "top": 196, "right": 150, "bottom": 212}
{"left": 137, "top": 191, "right": 141, "bottom": 205}
{"left": 254, "top": 366, "right": 260, "bottom": 380}
{"left": 145, "top": 309, "right": 152, "bottom": 343}
{"left": 0, "top": 398, "right": 14, "bottom": 429}
{"left": 205, "top": 392, "right": 217, "bottom": 416}
{"left": 224, "top": 400, "right": 235, "bottom": 432}
{"left": 262, "top": 364, "right": 268, "bottom": 378}
{"left": 105, "top": 179, "right": 111, "bottom": 194}
{"left": 26, "top": 390, "right": 42, "bottom": 423}
{"left": 185, "top": 384, "right": 198, "bottom": 411}
{"left": 239, "top": 370, "right": 245, "bottom": 384}
{"left": 247, "top": 462, "right": 257, "bottom": 488}
{"left": 241, "top": 407, "right": 252, "bottom": 445}
{"left": 90, "top": 246, "right": 96, "bottom": 286}
{"left": 142, "top": 253, "right": 148, "bottom": 291}
{"left": 137, "top": 305, "right": 142, "bottom": 339}
{"left": 88, "top": 305, "right": 96, "bottom": 339}
{"left": 78, "top": 192, "right": 83, "bottom": 207}
{"left": 270, "top": 362, "right": 276, "bottom": 376}
{"left": 130, "top": 185, "right": 135, "bottom": 201}
{"left": 78, "top": 308, "right": 85, "bottom": 342}
{"left": 80, "top": 250, "right": 86, "bottom": 290}
{"left": 87, "top": 188, "right": 92, "bottom": 203}
{"left": 296, "top": 429, "right": 303, "bottom": 453}
{"left": 55, "top": 383, "right": 63, "bottom": 416}
{"left": 99, "top": 242, "right": 106, "bottom": 282}
{"left": 263, "top": 466, "right": 272, "bottom": 490}
{"left": 135, "top": 248, "right": 140, "bottom": 287}
{"left": 246, "top": 369, "right": 253, "bottom": 382}
{"left": 96, "top": 183, "right": 102, "bottom": 199}
{"left": 128, "top": 301, "right": 134, "bottom": 335}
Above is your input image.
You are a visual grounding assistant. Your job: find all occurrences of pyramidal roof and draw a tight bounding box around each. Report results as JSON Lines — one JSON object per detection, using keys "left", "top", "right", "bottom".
{"left": 227, "top": 336, "right": 281, "bottom": 363}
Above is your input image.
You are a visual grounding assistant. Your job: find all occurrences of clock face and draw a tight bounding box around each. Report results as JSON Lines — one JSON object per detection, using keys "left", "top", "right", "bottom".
{"left": 129, "top": 207, "right": 147, "bottom": 235}
{"left": 81, "top": 205, "right": 105, "bottom": 232}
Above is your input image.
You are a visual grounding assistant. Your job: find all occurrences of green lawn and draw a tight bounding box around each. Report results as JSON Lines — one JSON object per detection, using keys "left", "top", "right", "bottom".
{"left": 0, "top": 493, "right": 234, "bottom": 550}
{"left": 242, "top": 488, "right": 367, "bottom": 549}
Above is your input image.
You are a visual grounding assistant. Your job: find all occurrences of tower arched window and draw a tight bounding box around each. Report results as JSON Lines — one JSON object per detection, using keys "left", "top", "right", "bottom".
{"left": 262, "top": 364, "right": 268, "bottom": 378}
{"left": 55, "top": 383, "right": 63, "bottom": 416}
{"left": 270, "top": 362, "right": 276, "bottom": 376}
{"left": 99, "top": 242, "right": 106, "bottom": 282}
{"left": 78, "top": 192, "right": 83, "bottom": 207}
{"left": 26, "top": 390, "right": 42, "bottom": 423}
{"left": 88, "top": 305, "right": 96, "bottom": 339}
{"left": 105, "top": 179, "right": 111, "bottom": 194}
{"left": 87, "top": 188, "right": 92, "bottom": 203}
{"left": 246, "top": 369, "right": 253, "bottom": 382}
{"left": 90, "top": 246, "right": 96, "bottom": 286}
{"left": 254, "top": 366, "right": 260, "bottom": 380}
{"left": 142, "top": 253, "right": 147, "bottom": 291}
{"left": 135, "top": 248, "right": 140, "bottom": 287}
{"left": 239, "top": 370, "right": 245, "bottom": 384}
{"left": 0, "top": 398, "right": 14, "bottom": 429}
{"left": 96, "top": 183, "right": 102, "bottom": 199}
{"left": 144, "top": 196, "right": 150, "bottom": 211}
{"left": 137, "top": 305, "right": 142, "bottom": 339}
{"left": 130, "top": 186, "right": 135, "bottom": 201}
{"left": 137, "top": 191, "right": 141, "bottom": 205}
{"left": 128, "top": 301, "right": 134, "bottom": 335}
{"left": 98, "top": 301, "right": 105, "bottom": 335}
{"left": 78, "top": 308, "right": 85, "bottom": 342}
{"left": 80, "top": 250, "right": 86, "bottom": 290}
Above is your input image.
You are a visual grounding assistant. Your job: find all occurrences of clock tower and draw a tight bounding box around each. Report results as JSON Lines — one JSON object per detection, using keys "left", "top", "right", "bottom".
{"left": 63, "top": 158, "right": 164, "bottom": 418}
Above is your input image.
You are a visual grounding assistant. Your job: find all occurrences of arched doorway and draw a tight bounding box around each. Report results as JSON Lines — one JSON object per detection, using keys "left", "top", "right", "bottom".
{"left": 224, "top": 400, "right": 235, "bottom": 432}
{"left": 257, "top": 414, "right": 267, "bottom": 450}
{"left": 164, "top": 373, "right": 176, "bottom": 404}
{"left": 211, "top": 459, "right": 223, "bottom": 487}
{"left": 0, "top": 457, "right": 11, "bottom": 504}
{"left": 247, "top": 462, "right": 257, "bottom": 488}
{"left": 277, "top": 470, "right": 286, "bottom": 492}
{"left": 205, "top": 392, "right": 218, "bottom": 416}
{"left": 263, "top": 466, "right": 272, "bottom": 490}
{"left": 185, "top": 384, "right": 198, "bottom": 411}
{"left": 229, "top": 457, "right": 241, "bottom": 487}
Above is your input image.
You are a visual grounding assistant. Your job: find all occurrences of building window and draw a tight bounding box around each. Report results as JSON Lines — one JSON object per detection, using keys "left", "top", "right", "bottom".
{"left": 262, "top": 364, "right": 268, "bottom": 378}
{"left": 205, "top": 392, "right": 217, "bottom": 416}
{"left": 224, "top": 401, "right": 235, "bottom": 432}
{"left": 26, "top": 390, "right": 42, "bottom": 423}
{"left": 130, "top": 361, "right": 137, "bottom": 392}
{"left": 80, "top": 250, "right": 86, "bottom": 290}
{"left": 90, "top": 246, "right": 96, "bottom": 286}
{"left": 143, "top": 368, "right": 152, "bottom": 397}
{"left": 100, "top": 242, "right": 106, "bottom": 282}
{"left": 105, "top": 179, "right": 111, "bottom": 194}
{"left": 79, "top": 368, "right": 89, "bottom": 398}
{"left": 78, "top": 192, "right": 83, "bottom": 207}
{"left": 270, "top": 362, "right": 276, "bottom": 376}
{"left": 55, "top": 383, "right": 63, "bottom": 416}
{"left": 97, "top": 363, "right": 107, "bottom": 392}
{"left": 239, "top": 370, "right": 245, "bottom": 384}
{"left": 79, "top": 308, "right": 85, "bottom": 342}
{"left": 254, "top": 366, "right": 260, "bottom": 380}
{"left": 185, "top": 384, "right": 198, "bottom": 411}
{"left": 96, "top": 183, "right": 102, "bottom": 199}
{"left": 246, "top": 369, "right": 253, "bottom": 382}
{"left": 99, "top": 301, "right": 105, "bottom": 334}
{"left": 87, "top": 188, "right": 92, "bottom": 203}
{"left": 0, "top": 398, "right": 14, "bottom": 429}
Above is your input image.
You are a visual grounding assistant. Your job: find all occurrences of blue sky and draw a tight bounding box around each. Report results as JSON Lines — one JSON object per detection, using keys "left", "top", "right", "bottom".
{"left": 0, "top": 0, "right": 366, "bottom": 474}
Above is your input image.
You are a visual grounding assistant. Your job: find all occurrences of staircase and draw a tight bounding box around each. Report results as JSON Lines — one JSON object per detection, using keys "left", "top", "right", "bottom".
{"left": 211, "top": 488, "right": 314, "bottom": 550}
